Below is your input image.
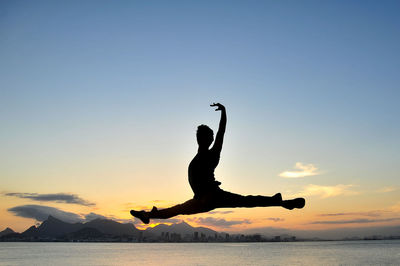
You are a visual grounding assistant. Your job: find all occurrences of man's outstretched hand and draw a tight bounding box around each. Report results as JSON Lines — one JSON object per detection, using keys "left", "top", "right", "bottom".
{"left": 210, "top": 103, "right": 225, "bottom": 111}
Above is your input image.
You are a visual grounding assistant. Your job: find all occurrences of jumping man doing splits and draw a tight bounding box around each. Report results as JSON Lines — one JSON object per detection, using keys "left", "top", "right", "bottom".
{"left": 131, "top": 103, "right": 305, "bottom": 224}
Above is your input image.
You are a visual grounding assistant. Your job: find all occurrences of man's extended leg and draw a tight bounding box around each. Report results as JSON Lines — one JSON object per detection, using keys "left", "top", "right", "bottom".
{"left": 131, "top": 198, "right": 214, "bottom": 224}
{"left": 214, "top": 190, "right": 305, "bottom": 210}
{"left": 213, "top": 190, "right": 282, "bottom": 208}
{"left": 150, "top": 198, "right": 214, "bottom": 218}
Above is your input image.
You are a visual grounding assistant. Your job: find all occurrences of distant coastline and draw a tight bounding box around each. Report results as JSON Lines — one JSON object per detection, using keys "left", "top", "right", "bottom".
{"left": 1, "top": 216, "right": 400, "bottom": 243}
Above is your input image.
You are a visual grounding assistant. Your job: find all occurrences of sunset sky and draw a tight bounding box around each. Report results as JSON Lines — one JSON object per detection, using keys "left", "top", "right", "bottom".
{"left": 1, "top": 0, "right": 399, "bottom": 234}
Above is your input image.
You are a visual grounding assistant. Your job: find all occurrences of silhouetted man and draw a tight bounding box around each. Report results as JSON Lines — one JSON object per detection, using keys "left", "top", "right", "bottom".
{"left": 131, "top": 103, "right": 305, "bottom": 224}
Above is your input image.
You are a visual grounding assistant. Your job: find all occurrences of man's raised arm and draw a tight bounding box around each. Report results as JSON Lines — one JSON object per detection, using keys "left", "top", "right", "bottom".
{"left": 210, "top": 103, "right": 226, "bottom": 153}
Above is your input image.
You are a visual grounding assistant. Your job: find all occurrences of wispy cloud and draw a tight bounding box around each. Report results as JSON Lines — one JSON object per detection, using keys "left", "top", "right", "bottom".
{"left": 8, "top": 205, "right": 84, "bottom": 223}
{"left": 4, "top": 192, "right": 95, "bottom": 206}
{"left": 267, "top": 217, "right": 284, "bottom": 222}
{"left": 208, "top": 210, "right": 234, "bottom": 215}
{"left": 319, "top": 211, "right": 383, "bottom": 218}
{"left": 84, "top": 212, "right": 109, "bottom": 221}
{"left": 187, "top": 217, "right": 251, "bottom": 228}
{"left": 311, "top": 217, "right": 400, "bottom": 225}
{"left": 152, "top": 218, "right": 182, "bottom": 224}
{"left": 297, "top": 184, "right": 358, "bottom": 198}
{"left": 377, "top": 186, "right": 398, "bottom": 193}
{"left": 279, "top": 162, "right": 319, "bottom": 178}
{"left": 84, "top": 212, "right": 134, "bottom": 224}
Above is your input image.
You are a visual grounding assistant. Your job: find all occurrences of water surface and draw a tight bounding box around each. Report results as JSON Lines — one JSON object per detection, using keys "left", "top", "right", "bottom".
{"left": 1, "top": 240, "right": 400, "bottom": 265}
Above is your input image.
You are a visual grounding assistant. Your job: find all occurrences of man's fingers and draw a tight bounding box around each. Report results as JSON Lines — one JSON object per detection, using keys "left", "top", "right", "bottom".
{"left": 211, "top": 102, "right": 223, "bottom": 110}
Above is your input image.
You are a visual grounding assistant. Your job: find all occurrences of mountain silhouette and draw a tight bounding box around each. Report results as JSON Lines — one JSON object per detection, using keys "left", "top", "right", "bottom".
{"left": 66, "top": 227, "right": 106, "bottom": 239}
{"left": 0, "top": 216, "right": 220, "bottom": 241}
{"left": 12, "top": 216, "right": 140, "bottom": 238}
{"left": 21, "top": 225, "right": 40, "bottom": 237}
{"left": 3, "top": 216, "right": 399, "bottom": 242}
{"left": 84, "top": 218, "right": 139, "bottom": 236}
{"left": 0, "top": 227, "right": 15, "bottom": 237}
{"left": 35, "top": 215, "right": 83, "bottom": 237}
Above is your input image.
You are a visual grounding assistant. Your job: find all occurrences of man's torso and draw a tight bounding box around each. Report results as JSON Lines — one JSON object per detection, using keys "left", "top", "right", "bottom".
{"left": 188, "top": 149, "right": 221, "bottom": 197}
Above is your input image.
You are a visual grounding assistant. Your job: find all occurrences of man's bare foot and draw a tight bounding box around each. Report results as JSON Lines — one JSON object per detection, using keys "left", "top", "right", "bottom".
{"left": 130, "top": 206, "right": 159, "bottom": 224}
{"left": 130, "top": 210, "right": 150, "bottom": 224}
{"left": 282, "top": 198, "right": 305, "bottom": 210}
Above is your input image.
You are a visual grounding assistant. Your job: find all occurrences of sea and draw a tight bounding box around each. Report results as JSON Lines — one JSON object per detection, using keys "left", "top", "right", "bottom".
{"left": 1, "top": 240, "right": 399, "bottom": 265}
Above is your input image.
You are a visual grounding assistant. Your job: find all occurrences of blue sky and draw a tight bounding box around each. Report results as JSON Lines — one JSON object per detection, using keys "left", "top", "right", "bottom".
{"left": 1, "top": 0, "right": 400, "bottom": 232}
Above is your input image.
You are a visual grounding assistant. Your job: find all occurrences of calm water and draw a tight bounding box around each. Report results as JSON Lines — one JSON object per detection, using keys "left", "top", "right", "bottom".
{"left": 0, "top": 240, "right": 399, "bottom": 265}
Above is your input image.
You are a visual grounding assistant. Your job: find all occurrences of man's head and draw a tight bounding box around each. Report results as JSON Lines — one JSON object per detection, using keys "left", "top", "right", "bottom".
{"left": 196, "top": 124, "right": 214, "bottom": 148}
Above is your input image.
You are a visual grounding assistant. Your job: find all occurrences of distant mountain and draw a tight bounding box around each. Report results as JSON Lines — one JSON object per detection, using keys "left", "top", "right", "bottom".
{"left": 0, "top": 227, "right": 15, "bottom": 237}
{"left": 85, "top": 218, "right": 140, "bottom": 236}
{"left": 8, "top": 216, "right": 140, "bottom": 239}
{"left": 66, "top": 227, "right": 106, "bottom": 239}
{"left": 35, "top": 216, "right": 84, "bottom": 237}
{"left": 146, "top": 221, "right": 217, "bottom": 237}
{"left": 22, "top": 225, "right": 39, "bottom": 237}
{"left": 2, "top": 216, "right": 218, "bottom": 242}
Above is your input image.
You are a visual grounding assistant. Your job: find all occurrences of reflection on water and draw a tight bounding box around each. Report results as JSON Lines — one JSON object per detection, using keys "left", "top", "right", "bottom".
{"left": 0, "top": 240, "right": 400, "bottom": 265}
